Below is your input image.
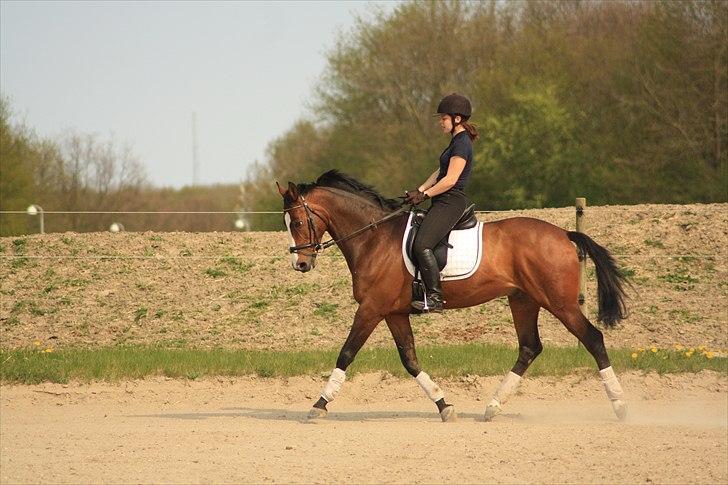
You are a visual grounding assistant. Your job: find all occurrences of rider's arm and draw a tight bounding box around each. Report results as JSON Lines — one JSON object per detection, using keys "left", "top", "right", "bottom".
{"left": 418, "top": 170, "right": 440, "bottom": 192}
{"left": 423, "top": 156, "right": 466, "bottom": 198}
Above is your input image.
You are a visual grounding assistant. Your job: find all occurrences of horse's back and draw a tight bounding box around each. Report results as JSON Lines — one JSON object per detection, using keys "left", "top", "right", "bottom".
{"left": 482, "top": 216, "right": 577, "bottom": 268}
{"left": 483, "top": 216, "right": 569, "bottom": 240}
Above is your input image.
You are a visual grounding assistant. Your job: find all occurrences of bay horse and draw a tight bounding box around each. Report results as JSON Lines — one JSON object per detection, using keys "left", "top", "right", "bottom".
{"left": 278, "top": 170, "right": 628, "bottom": 422}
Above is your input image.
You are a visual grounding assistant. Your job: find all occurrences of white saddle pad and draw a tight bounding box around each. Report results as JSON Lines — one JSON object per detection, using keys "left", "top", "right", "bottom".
{"left": 401, "top": 212, "right": 484, "bottom": 281}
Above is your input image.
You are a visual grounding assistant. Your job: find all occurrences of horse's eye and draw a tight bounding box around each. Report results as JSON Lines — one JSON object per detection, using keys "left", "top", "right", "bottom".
{"left": 294, "top": 220, "right": 304, "bottom": 228}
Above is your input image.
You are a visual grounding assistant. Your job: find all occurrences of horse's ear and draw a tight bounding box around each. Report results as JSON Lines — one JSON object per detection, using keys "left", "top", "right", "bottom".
{"left": 276, "top": 181, "right": 286, "bottom": 197}
{"left": 288, "top": 181, "right": 299, "bottom": 199}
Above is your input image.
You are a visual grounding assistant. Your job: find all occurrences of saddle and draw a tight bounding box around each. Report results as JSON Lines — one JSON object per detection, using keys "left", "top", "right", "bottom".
{"left": 404, "top": 204, "right": 479, "bottom": 309}
{"left": 405, "top": 204, "right": 477, "bottom": 270}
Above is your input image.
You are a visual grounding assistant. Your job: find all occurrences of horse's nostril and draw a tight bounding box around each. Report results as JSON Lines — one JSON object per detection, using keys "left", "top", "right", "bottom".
{"left": 297, "top": 262, "right": 309, "bottom": 270}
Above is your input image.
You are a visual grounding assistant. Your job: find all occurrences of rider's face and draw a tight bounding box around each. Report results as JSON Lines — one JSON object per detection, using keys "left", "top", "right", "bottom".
{"left": 439, "top": 114, "right": 461, "bottom": 133}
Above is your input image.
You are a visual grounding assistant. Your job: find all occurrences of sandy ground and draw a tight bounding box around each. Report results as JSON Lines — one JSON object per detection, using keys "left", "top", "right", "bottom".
{"left": 1, "top": 371, "right": 726, "bottom": 484}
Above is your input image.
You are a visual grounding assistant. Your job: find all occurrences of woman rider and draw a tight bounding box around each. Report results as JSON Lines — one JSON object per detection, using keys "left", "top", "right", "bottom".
{"left": 405, "top": 93, "right": 478, "bottom": 312}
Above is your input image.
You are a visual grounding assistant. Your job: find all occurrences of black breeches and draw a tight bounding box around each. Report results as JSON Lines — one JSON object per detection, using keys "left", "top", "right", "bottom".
{"left": 412, "top": 190, "right": 468, "bottom": 263}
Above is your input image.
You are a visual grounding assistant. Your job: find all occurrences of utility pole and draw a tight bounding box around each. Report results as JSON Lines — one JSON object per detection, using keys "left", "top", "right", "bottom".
{"left": 192, "top": 111, "right": 199, "bottom": 186}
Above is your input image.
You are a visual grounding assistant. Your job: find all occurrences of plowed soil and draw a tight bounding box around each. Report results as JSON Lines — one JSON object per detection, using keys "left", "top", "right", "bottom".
{"left": 1, "top": 203, "right": 726, "bottom": 353}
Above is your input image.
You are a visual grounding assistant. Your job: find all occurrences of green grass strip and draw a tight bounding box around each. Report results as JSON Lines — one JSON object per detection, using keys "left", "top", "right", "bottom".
{"left": 1, "top": 344, "right": 725, "bottom": 384}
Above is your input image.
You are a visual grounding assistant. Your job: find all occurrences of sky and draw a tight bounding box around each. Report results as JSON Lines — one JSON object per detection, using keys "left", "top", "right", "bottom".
{"left": 0, "top": 0, "right": 395, "bottom": 188}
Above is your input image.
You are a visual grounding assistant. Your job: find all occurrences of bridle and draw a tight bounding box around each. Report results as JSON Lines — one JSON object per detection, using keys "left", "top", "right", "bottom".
{"left": 284, "top": 194, "right": 408, "bottom": 255}
{"left": 284, "top": 195, "right": 325, "bottom": 256}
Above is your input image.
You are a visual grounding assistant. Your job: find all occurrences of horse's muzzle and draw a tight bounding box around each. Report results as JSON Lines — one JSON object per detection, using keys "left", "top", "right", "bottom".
{"left": 293, "top": 258, "right": 316, "bottom": 272}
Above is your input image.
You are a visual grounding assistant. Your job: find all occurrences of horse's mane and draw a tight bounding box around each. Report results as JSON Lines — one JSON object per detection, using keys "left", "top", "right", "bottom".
{"left": 298, "top": 170, "right": 401, "bottom": 211}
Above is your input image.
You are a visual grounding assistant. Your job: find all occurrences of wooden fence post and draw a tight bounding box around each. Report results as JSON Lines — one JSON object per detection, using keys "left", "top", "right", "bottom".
{"left": 575, "top": 198, "right": 587, "bottom": 318}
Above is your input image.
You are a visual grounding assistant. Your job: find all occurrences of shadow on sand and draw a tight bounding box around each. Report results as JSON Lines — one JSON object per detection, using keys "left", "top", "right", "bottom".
{"left": 125, "top": 407, "right": 514, "bottom": 423}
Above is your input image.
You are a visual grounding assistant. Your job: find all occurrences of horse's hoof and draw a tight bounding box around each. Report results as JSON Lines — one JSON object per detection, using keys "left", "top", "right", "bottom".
{"left": 440, "top": 405, "right": 456, "bottom": 422}
{"left": 308, "top": 407, "right": 328, "bottom": 420}
{"left": 484, "top": 401, "right": 501, "bottom": 421}
{"left": 612, "top": 400, "right": 627, "bottom": 420}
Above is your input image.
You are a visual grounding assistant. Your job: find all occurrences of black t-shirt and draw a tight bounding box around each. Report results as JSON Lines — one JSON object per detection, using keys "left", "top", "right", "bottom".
{"left": 437, "top": 131, "right": 473, "bottom": 191}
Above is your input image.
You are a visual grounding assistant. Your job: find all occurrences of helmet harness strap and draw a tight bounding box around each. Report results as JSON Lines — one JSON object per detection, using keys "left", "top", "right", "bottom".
{"left": 449, "top": 114, "right": 462, "bottom": 135}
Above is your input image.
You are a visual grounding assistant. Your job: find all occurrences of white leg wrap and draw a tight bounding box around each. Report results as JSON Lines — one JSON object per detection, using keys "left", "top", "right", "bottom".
{"left": 320, "top": 368, "right": 346, "bottom": 403}
{"left": 484, "top": 371, "right": 522, "bottom": 420}
{"left": 415, "top": 371, "right": 445, "bottom": 402}
{"left": 599, "top": 366, "right": 624, "bottom": 401}
{"left": 488, "top": 371, "right": 522, "bottom": 407}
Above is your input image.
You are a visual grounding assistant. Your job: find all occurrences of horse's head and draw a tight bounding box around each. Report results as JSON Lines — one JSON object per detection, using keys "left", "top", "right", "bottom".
{"left": 277, "top": 181, "right": 326, "bottom": 273}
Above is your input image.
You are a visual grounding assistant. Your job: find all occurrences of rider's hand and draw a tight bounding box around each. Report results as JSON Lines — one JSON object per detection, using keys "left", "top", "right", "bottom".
{"left": 404, "top": 190, "right": 429, "bottom": 205}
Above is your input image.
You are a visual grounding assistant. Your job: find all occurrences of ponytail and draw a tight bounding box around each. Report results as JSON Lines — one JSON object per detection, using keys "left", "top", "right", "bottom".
{"left": 461, "top": 120, "right": 479, "bottom": 141}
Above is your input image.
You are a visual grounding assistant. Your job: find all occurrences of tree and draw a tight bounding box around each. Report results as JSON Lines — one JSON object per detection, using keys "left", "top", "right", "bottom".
{"left": 472, "top": 80, "right": 581, "bottom": 209}
{"left": 0, "top": 97, "right": 41, "bottom": 236}
{"left": 52, "top": 131, "right": 147, "bottom": 231}
{"left": 239, "top": 0, "right": 727, "bottom": 227}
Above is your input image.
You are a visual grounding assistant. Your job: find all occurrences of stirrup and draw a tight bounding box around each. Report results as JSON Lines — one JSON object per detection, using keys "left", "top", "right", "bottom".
{"left": 411, "top": 294, "right": 444, "bottom": 313}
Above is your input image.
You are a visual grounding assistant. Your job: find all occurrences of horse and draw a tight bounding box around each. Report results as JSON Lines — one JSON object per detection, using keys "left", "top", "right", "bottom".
{"left": 278, "top": 170, "right": 628, "bottom": 422}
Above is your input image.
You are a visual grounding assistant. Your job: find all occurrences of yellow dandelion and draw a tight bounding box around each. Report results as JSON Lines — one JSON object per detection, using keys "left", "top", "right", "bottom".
{"left": 637, "top": 347, "right": 645, "bottom": 353}
{"left": 673, "top": 344, "right": 684, "bottom": 351}
{"left": 42, "top": 347, "right": 54, "bottom": 353}
{"left": 698, "top": 345, "right": 706, "bottom": 351}
{"left": 689, "top": 348, "right": 695, "bottom": 353}
{"left": 650, "top": 347, "right": 658, "bottom": 353}
{"left": 33, "top": 340, "right": 41, "bottom": 346}
{"left": 705, "top": 351, "right": 714, "bottom": 359}
{"left": 631, "top": 352, "right": 638, "bottom": 359}
{"left": 685, "top": 351, "right": 694, "bottom": 358}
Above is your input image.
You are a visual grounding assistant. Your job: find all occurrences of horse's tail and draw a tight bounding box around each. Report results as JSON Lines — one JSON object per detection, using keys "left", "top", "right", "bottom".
{"left": 567, "top": 231, "right": 628, "bottom": 327}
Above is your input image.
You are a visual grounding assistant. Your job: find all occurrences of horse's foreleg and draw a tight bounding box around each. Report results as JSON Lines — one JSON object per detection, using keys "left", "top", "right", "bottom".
{"left": 308, "top": 305, "right": 382, "bottom": 419}
{"left": 484, "top": 291, "right": 542, "bottom": 421}
{"left": 385, "top": 313, "right": 456, "bottom": 422}
{"left": 554, "top": 306, "right": 627, "bottom": 420}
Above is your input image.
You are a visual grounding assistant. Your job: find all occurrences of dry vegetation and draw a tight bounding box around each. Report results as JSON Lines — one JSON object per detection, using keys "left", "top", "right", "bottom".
{"left": 1, "top": 203, "right": 726, "bottom": 353}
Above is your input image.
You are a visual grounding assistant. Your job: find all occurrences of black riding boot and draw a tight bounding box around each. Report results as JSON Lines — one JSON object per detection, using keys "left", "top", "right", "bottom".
{"left": 412, "top": 248, "right": 444, "bottom": 313}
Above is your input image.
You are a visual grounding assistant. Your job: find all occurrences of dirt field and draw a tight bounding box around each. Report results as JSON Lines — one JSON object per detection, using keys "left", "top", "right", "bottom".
{"left": 1, "top": 203, "right": 726, "bottom": 353}
{"left": 1, "top": 371, "right": 726, "bottom": 484}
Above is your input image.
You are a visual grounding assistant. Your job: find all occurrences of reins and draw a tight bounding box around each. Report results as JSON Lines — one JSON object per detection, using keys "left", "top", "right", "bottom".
{"left": 284, "top": 195, "right": 409, "bottom": 254}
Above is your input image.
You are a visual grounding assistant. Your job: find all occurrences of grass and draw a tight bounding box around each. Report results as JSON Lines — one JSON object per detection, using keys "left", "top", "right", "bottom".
{"left": 668, "top": 309, "right": 703, "bottom": 323}
{"left": 204, "top": 267, "right": 226, "bottom": 278}
{"left": 644, "top": 239, "right": 665, "bottom": 249}
{"left": 0, "top": 343, "right": 724, "bottom": 385}
{"left": 12, "top": 238, "right": 27, "bottom": 251}
{"left": 133, "top": 307, "right": 148, "bottom": 323}
{"left": 220, "top": 256, "right": 254, "bottom": 273}
{"left": 314, "top": 302, "right": 339, "bottom": 318}
{"left": 63, "top": 278, "right": 91, "bottom": 288}
{"left": 658, "top": 272, "right": 699, "bottom": 285}
{"left": 249, "top": 299, "right": 270, "bottom": 310}
{"left": 135, "top": 282, "right": 153, "bottom": 291}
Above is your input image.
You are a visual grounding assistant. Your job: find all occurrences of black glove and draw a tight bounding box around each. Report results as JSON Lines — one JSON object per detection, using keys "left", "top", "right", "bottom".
{"left": 404, "top": 189, "right": 429, "bottom": 205}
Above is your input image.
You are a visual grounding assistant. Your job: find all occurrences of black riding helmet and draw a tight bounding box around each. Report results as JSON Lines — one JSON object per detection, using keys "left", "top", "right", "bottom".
{"left": 435, "top": 93, "right": 472, "bottom": 133}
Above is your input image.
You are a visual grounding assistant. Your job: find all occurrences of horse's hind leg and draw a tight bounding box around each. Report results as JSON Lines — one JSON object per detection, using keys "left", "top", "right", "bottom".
{"left": 484, "top": 291, "right": 542, "bottom": 421}
{"left": 552, "top": 305, "right": 627, "bottom": 420}
{"left": 385, "top": 313, "right": 456, "bottom": 422}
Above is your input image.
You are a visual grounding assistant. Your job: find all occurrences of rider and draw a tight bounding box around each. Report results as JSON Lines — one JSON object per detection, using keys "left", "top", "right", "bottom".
{"left": 405, "top": 93, "right": 478, "bottom": 312}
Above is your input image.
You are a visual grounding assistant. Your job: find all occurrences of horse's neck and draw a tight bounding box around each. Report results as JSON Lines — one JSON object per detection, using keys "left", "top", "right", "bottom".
{"left": 318, "top": 192, "right": 401, "bottom": 270}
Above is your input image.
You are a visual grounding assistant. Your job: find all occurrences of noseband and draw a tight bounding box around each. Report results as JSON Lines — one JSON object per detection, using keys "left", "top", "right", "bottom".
{"left": 284, "top": 195, "right": 408, "bottom": 255}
